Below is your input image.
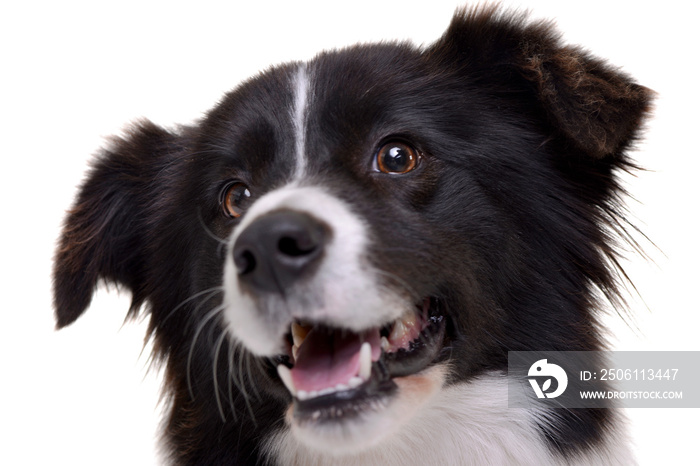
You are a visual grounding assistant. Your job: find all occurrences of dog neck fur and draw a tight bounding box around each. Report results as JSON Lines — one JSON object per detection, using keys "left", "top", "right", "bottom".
{"left": 263, "top": 372, "right": 634, "bottom": 466}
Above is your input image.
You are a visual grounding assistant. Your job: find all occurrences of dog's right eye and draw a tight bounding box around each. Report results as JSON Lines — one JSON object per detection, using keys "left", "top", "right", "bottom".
{"left": 221, "top": 182, "right": 251, "bottom": 218}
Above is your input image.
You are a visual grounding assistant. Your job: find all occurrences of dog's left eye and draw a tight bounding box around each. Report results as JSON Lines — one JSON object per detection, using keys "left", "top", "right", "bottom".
{"left": 374, "top": 141, "right": 420, "bottom": 175}
{"left": 221, "top": 181, "right": 251, "bottom": 218}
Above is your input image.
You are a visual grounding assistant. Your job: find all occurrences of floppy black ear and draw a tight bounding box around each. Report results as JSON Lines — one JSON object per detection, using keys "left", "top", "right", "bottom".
{"left": 53, "top": 121, "right": 180, "bottom": 328}
{"left": 429, "top": 6, "right": 653, "bottom": 158}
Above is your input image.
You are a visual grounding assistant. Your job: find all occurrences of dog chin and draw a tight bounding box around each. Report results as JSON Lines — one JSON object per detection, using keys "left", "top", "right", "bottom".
{"left": 285, "top": 365, "right": 447, "bottom": 456}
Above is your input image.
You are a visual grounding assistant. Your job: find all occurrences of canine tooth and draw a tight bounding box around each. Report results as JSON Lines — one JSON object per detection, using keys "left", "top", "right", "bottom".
{"left": 391, "top": 313, "right": 416, "bottom": 337}
{"left": 380, "top": 336, "right": 390, "bottom": 351}
{"left": 389, "top": 320, "right": 406, "bottom": 342}
{"left": 292, "top": 322, "right": 310, "bottom": 347}
{"left": 359, "top": 342, "right": 372, "bottom": 380}
{"left": 292, "top": 344, "right": 299, "bottom": 362}
{"left": 389, "top": 312, "right": 418, "bottom": 347}
{"left": 276, "top": 365, "right": 296, "bottom": 396}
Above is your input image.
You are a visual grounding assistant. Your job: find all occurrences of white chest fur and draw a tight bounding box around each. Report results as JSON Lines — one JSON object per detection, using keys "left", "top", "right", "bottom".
{"left": 263, "top": 373, "right": 633, "bottom": 466}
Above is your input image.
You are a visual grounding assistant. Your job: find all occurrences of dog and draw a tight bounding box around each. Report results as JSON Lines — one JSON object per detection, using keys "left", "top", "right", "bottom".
{"left": 53, "top": 6, "right": 652, "bottom": 465}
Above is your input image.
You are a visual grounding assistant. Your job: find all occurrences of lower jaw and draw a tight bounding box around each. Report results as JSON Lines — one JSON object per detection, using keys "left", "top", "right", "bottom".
{"left": 285, "top": 365, "right": 449, "bottom": 455}
{"left": 292, "top": 367, "right": 397, "bottom": 425}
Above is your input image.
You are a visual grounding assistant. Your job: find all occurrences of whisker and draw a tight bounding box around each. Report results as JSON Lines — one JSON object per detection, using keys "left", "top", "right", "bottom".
{"left": 228, "top": 341, "right": 243, "bottom": 397}
{"left": 187, "top": 306, "right": 224, "bottom": 402}
{"left": 161, "top": 287, "right": 223, "bottom": 327}
{"left": 245, "top": 351, "right": 263, "bottom": 402}
{"left": 372, "top": 268, "right": 422, "bottom": 303}
{"left": 212, "top": 331, "right": 228, "bottom": 422}
{"left": 232, "top": 340, "right": 258, "bottom": 426}
{"left": 226, "top": 338, "right": 239, "bottom": 423}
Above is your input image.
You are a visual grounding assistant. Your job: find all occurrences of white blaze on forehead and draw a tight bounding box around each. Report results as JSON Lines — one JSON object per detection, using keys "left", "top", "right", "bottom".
{"left": 292, "top": 64, "right": 311, "bottom": 179}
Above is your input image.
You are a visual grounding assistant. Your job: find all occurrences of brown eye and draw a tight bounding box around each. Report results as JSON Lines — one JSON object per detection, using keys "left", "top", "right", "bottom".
{"left": 375, "top": 141, "right": 419, "bottom": 174}
{"left": 222, "top": 182, "right": 251, "bottom": 218}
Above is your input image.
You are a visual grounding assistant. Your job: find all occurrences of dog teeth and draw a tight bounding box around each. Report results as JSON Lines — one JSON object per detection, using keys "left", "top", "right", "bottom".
{"left": 380, "top": 336, "right": 390, "bottom": 351}
{"left": 290, "top": 322, "right": 312, "bottom": 363}
{"left": 294, "top": 342, "right": 372, "bottom": 401}
{"left": 277, "top": 365, "right": 297, "bottom": 396}
{"left": 389, "top": 312, "right": 417, "bottom": 342}
{"left": 296, "top": 381, "right": 357, "bottom": 401}
{"left": 281, "top": 325, "right": 376, "bottom": 403}
{"left": 359, "top": 342, "right": 372, "bottom": 381}
{"left": 348, "top": 376, "right": 363, "bottom": 388}
{"left": 281, "top": 359, "right": 370, "bottom": 402}
{"left": 386, "top": 312, "right": 422, "bottom": 351}
{"left": 291, "top": 322, "right": 310, "bottom": 347}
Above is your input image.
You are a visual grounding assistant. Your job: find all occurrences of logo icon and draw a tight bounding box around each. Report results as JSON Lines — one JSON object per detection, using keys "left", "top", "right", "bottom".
{"left": 528, "top": 359, "right": 568, "bottom": 399}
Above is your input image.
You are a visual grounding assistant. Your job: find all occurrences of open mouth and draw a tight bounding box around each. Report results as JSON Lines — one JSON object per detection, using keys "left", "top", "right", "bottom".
{"left": 275, "top": 297, "right": 446, "bottom": 423}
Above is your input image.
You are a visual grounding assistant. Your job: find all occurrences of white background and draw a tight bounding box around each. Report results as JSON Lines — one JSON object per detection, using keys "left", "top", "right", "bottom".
{"left": 1, "top": 1, "right": 698, "bottom": 464}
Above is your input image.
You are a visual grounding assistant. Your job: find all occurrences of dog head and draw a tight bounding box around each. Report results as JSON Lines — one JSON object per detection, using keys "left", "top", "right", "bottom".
{"left": 54, "top": 7, "right": 652, "bottom": 461}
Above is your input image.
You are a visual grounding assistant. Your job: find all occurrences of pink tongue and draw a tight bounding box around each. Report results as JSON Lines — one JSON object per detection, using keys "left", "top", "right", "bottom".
{"left": 290, "top": 327, "right": 380, "bottom": 393}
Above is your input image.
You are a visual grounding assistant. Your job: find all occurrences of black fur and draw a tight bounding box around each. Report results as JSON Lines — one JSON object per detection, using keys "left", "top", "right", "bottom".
{"left": 54, "top": 6, "right": 652, "bottom": 464}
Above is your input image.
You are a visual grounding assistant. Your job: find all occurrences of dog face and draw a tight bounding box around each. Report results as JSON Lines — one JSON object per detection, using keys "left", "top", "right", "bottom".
{"left": 217, "top": 57, "right": 465, "bottom": 450}
{"left": 53, "top": 7, "right": 652, "bottom": 464}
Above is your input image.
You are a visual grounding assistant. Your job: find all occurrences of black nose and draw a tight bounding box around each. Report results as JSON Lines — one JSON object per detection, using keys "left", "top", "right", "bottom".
{"left": 233, "top": 211, "right": 328, "bottom": 293}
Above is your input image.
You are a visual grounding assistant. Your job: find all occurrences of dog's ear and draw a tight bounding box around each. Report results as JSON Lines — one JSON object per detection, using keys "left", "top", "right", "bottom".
{"left": 53, "top": 121, "right": 181, "bottom": 328}
{"left": 428, "top": 6, "right": 653, "bottom": 158}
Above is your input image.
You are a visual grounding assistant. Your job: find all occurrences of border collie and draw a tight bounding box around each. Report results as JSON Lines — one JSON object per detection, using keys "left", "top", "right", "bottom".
{"left": 54, "top": 6, "right": 652, "bottom": 465}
